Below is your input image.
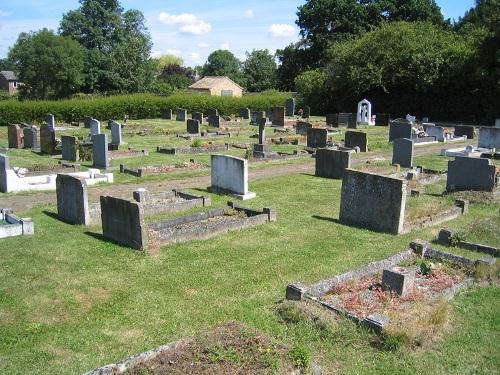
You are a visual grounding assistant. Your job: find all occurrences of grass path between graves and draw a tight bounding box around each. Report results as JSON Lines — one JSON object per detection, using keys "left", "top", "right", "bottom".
{"left": 0, "top": 170, "right": 498, "bottom": 374}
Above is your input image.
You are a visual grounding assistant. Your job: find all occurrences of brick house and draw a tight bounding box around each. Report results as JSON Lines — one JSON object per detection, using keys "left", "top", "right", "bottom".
{"left": 0, "top": 71, "right": 19, "bottom": 94}
{"left": 189, "top": 76, "right": 243, "bottom": 97}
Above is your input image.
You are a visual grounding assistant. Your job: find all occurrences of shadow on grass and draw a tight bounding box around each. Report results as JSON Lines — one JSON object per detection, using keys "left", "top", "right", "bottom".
{"left": 42, "top": 210, "right": 59, "bottom": 220}
{"left": 311, "top": 215, "right": 340, "bottom": 224}
{"left": 300, "top": 173, "right": 316, "bottom": 177}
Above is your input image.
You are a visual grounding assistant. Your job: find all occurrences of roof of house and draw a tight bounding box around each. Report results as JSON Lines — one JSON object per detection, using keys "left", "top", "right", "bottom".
{"left": 189, "top": 76, "right": 243, "bottom": 91}
{"left": 0, "top": 71, "right": 18, "bottom": 81}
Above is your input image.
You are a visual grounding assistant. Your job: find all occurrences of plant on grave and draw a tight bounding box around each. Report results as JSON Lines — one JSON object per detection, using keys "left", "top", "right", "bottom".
{"left": 288, "top": 344, "right": 311, "bottom": 370}
{"left": 419, "top": 259, "right": 434, "bottom": 276}
{"left": 449, "top": 231, "right": 467, "bottom": 247}
{"left": 78, "top": 144, "right": 92, "bottom": 162}
{"left": 206, "top": 344, "right": 241, "bottom": 364}
{"left": 191, "top": 138, "right": 203, "bottom": 148}
{"left": 244, "top": 149, "right": 253, "bottom": 159}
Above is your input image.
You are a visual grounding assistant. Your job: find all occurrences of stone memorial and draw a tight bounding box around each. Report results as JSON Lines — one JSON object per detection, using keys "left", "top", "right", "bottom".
{"left": 40, "top": 124, "right": 57, "bottom": 154}
{"left": 389, "top": 120, "right": 412, "bottom": 141}
{"left": 307, "top": 128, "right": 328, "bottom": 148}
{"left": 272, "top": 106, "right": 285, "bottom": 127}
{"left": 90, "top": 119, "right": 101, "bottom": 136}
{"left": 392, "top": 138, "right": 414, "bottom": 168}
{"left": 187, "top": 119, "right": 201, "bottom": 134}
{"left": 382, "top": 267, "right": 416, "bottom": 297}
{"left": 176, "top": 108, "right": 187, "bottom": 122}
{"left": 345, "top": 131, "right": 367, "bottom": 152}
{"left": 339, "top": 169, "right": 407, "bottom": 234}
{"left": 315, "top": 148, "right": 353, "bottom": 179}
{"left": 192, "top": 112, "right": 204, "bottom": 124}
{"left": 302, "top": 106, "right": 311, "bottom": 118}
{"left": 207, "top": 108, "right": 218, "bottom": 117}
{"left": 61, "top": 136, "right": 79, "bottom": 161}
{"left": 8, "top": 124, "right": 23, "bottom": 149}
{"left": 23, "top": 126, "right": 38, "bottom": 149}
{"left": 296, "top": 121, "right": 312, "bottom": 135}
{"left": 162, "top": 109, "right": 172, "bottom": 120}
{"left": 446, "top": 157, "right": 497, "bottom": 192}
{"left": 253, "top": 119, "right": 273, "bottom": 158}
{"left": 251, "top": 111, "right": 265, "bottom": 124}
{"left": 326, "top": 114, "right": 339, "bottom": 127}
{"left": 56, "top": 174, "right": 90, "bottom": 225}
{"left": 46, "top": 114, "right": 55, "bottom": 129}
{"left": 356, "top": 99, "right": 372, "bottom": 125}
{"left": 92, "top": 133, "right": 109, "bottom": 169}
{"left": 425, "top": 125, "right": 445, "bottom": 141}
{"left": 478, "top": 127, "right": 500, "bottom": 149}
{"left": 285, "top": 98, "right": 296, "bottom": 116}
{"left": 239, "top": 108, "right": 250, "bottom": 119}
{"left": 110, "top": 121, "right": 122, "bottom": 145}
{"left": 208, "top": 115, "right": 220, "bottom": 127}
{"left": 210, "top": 155, "right": 255, "bottom": 200}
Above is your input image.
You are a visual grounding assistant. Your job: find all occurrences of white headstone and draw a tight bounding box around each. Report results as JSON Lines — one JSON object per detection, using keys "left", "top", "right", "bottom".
{"left": 210, "top": 155, "right": 255, "bottom": 200}
{"left": 110, "top": 121, "right": 122, "bottom": 145}
{"left": 405, "top": 114, "right": 416, "bottom": 124}
{"left": 46, "top": 114, "right": 55, "bottom": 130}
{"left": 495, "top": 118, "right": 500, "bottom": 128}
{"left": 357, "top": 99, "right": 372, "bottom": 125}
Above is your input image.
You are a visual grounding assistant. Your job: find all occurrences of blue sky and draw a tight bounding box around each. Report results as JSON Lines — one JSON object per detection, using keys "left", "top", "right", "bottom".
{"left": 0, "top": 0, "right": 476, "bottom": 64}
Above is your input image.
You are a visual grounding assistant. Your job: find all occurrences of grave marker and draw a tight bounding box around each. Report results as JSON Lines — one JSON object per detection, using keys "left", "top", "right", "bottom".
{"left": 239, "top": 108, "right": 250, "bottom": 119}
{"left": 345, "top": 131, "right": 367, "bottom": 152}
{"left": 208, "top": 115, "right": 220, "bottom": 127}
{"left": 389, "top": 120, "right": 412, "bottom": 141}
{"left": 162, "top": 109, "right": 172, "bottom": 120}
{"left": 392, "top": 138, "right": 414, "bottom": 168}
{"left": 285, "top": 98, "right": 295, "bottom": 116}
{"left": 356, "top": 99, "right": 372, "bottom": 125}
{"left": 61, "top": 136, "right": 79, "bottom": 161}
{"left": 315, "top": 148, "right": 353, "bottom": 179}
{"left": 187, "top": 119, "right": 201, "bottom": 134}
{"left": 7, "top": 124, "right": 23, "bottom": 149}
{"left": 478, "top": 127, "right": 500, "bottom": 149}
{"left": 90, "top": 119, "right": 101, "bottom": 136}
{"left": 92, "top": 133, "right": 109, "bottom": 169}
{"left": 40, "top": 124, "right": 56, "bottom": 154}
{"left": 307, "top": 128, "right": 328, "bottom": 148}
{"left": 447, "top": 157, "right": 497, "bottom": 192}
{"left": 23, "top": 126, "right": 38, "bottom": 149}
{"left": 56, "top": 174, "right": 90, "bottom": 225}
{"left": 210, "top": 155, "right": 255, "bottom": 200}
{"left": 302, "top": 106, "right": 311, "bottom": 118}
{"left": 192, "top": 112, "right": 204, "bottom": 124}
{"left": 46, "top": 114, "right": 55, "bottom": 129}
{"left": 272, "top": 106, "right": 285, "bottom": 127}
{"left": 110, "top": 121, "right": 122, "bottom": 145}
{"left": 176, "top": 108, "right": 187, "bottom": 122}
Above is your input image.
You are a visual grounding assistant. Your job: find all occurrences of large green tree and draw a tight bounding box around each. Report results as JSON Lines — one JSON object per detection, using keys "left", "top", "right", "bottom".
{"left": 8, "top": 29, "right": 85, "bottom": 99}
{"left": 243, "top": 49, "right": 277, "bottom": 92}
{"left": 202, "top": 50, "right": 246, "bottom": 87}
{"left": 59, "top": 0, "right": 153, "bottom": 93}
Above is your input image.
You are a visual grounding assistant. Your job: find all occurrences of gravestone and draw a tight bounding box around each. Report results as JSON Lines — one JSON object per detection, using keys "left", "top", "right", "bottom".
{"left": 208, "top": 115, "right": 220, "bottom": 127}
{"left": 307, "top": 128, "right": 328, "bottom": 148}
{"left": 46, "top": 114, "right": 55, "bottom": 129}
{"left": 478, "top": 127, "right": 500, "bottom": 149}
{"left": 326, "top": 114, "right": 339, "bottom": 127}
{"left": 187, "top": 119, "right": 201, "bottom": 134}
{"left": 162, "top": 109, "right": 172, "bottom": 120}
{"left": 302, "top": 106, "right": 311, "bottom": 118}
{"left": 345, "top": 131, "right": 368, "bottom": 152}
{"left": 8, "top": 124, "right": 23, "bottom": 149}
{"left": 0, "top": 154, "right": 9, "bottom": 193}
{"left": 23, "top": 126, "right": 38, "bottom": 149}
{"left": 192, "top": 112, "right": 204, "bottom": 124}
{"left": 210, "top": 155, "right": 255, "bottom": 200}
{"left": 425, "top": 125, "right": 445, "bottom": 141}
{"left": 272, "top": 107, "right": 285, "bottom": 127}
{"left": 92, "top": 133, "right": 109, "bottom": 169}
{"left": 389, "top": 120, "right": 412, "bottom": 141}
{"left": 253, "top": 120, "right": 272, "bottom": 158}
{"left": 251, "top": 111, "right": 265, "bottom": 124}
{"left": 315, "top": 148, "right": 353, "bottom": 179}
{"left": 266, "top": 110, "right": 274, "bottom": 122}
{"left": 90, "top": 119, "right": 101, "bottom": 136}
{"left": 239, "top": 108, "right": 250, "bottom": 119}
{"left": 447, "top": 157, "right": 497, "bottom": 192}
{"left": 454, "top": 125, "right": 474, "bottom": 139}
{"left": 84, "top": 117, "right": 92, "bottom": 128}
{"left": 110, "top": 121, "right": 122, "bottom": 145}
{"left": 207, "top": 108, "right": 218, "bottom": 117}
{"left": 56, "top": 174, "right": 90, "bottom": 225}
{"left": 339, "top": 169, "right": 407, "bottom": 234}
{"left": 176, "top": 108, "right": 187, "bottom": 122}
{"left": 61, "top": 136, "right": 79, "bottom": 161}
{"left": 356, "top": 99, "right": 372, "bottom": 125}
{"left": 496, "top": 119, "right": 500, "bottom": 128}
{"left": 338, "top": 113, "right": 354, "bottom": 127}
{"left": 285, "top": 98, "right": 296, "bottom": 116}
{"left": 406, "top": 114, "right": 416, "bottom": 124}
{"left": 40, "top": 124, "right": 56, "bottom": 154}
{"left": 296, "top": 121, "right": 312, "bottom": 135}
{"left": 382, "top": 267, "right": 415, "bottom": 297}
{"left": 347, "top": 113, "right": 357, "bottom": 129}
{"left": 392, "top": 138, "right": 414, "bottom": 168}
{"left": 375, "top": 113, "right": 390, "bottom": 126}
{"left": 100, "top": 196, "right": 147, "bottom": 250}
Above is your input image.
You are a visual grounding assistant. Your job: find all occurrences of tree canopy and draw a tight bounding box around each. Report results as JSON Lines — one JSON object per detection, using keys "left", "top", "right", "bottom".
{"left": 243, "top": 50, "right": 277, "bottom": 92}
{"left": 202, "top": 50, "right": 246, "bottom": 87}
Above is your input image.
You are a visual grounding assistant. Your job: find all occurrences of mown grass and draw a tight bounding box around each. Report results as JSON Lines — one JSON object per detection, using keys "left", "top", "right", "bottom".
{"left": 0, "top": 168, "right": 498, "bottom": 374}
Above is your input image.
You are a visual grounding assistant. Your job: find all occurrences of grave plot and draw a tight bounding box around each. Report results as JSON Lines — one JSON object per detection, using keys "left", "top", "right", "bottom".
{"left": 437, "top": 227, "right": 499, "bottom": 257}
{"left": 286, "top": 241, "right": 494, "bottom": 333}
{"left": 134, "top": 189, "right": 211, "bottom": 216}
{"left": 177, "top": 130, "right": 232, "bottom": 141}
{"left": 0, "top": 208, "right": 34, "bottom": 239}
{"left": 108, "top": 148, "right": 148, "bottom": 160}
{"left": 120, "top": 160, "right": 207, "bottom": 178}
{"left": 156, "top": 142, "right": 229, "bottom": 155}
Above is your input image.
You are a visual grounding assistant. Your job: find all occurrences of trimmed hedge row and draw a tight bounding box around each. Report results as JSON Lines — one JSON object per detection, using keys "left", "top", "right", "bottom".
{"left": 0, "top": 92, "right": 292, "bottom": 125}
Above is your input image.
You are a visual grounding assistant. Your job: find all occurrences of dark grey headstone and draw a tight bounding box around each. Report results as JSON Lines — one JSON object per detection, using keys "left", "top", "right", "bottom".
{"left": 382, "top": 268, "right": 415, "bottom": 297}
{"left": 338, "top": 113, "right": 352, "bottom": 127}
{"left": 326, "top": 114, "right": 339, "bottom": 127}
{"left": 296, "top": 121, "right": 312, "bottom": 135}
{"left": 239, "top": 108, "right": 250, "bottom": 119}
{"left": 347, "top": 113, "right": 357, "bottom": 129}
{"left": 110, "top": 121, "right": 122, "bottom": 145}
{"left": 176, "top": 108, "right": 187, "bottom": 122}
{"left": 92, "top": 133, "right": 109, "bottom": 169}
{"left": 258, "top": 122, "right": 266, "bottom": 144}
{"left": 302, "top": 106, "right": 311, "bottom": 119}
{"left": 285, "top": 98, "right": 295, "bottom": 116}
{"left": 0, "top": 154, "right": 9, "bottom": 193}
{"left": 23, "top": 126, "right": 38, "bottom": 149}
{"left": 100, "top": 196, "right": 147, "bottom": 250}
{"left": 446, "top": 156, "right": 497, "bottom": 192}
{"left": 56, "top": 174, "right": 89, "bottom": 225}
{"left": 61, "top": 135, "right": 79, "bottom": 161}
{"left": 192, "top": 112, "right": 204, "bottom": 124}
{"left": 46, "top": 114, "right": 55, "bottom": 129}
{"left": 162, "top": 109, "right": 172, "bottom": 120}
{"left": 251, "top": 111, "right": 265, "bottom": 124}
{"left": 307, "top": 128, "right": 328, "bottom": 148}
{"left": 272, "top": 107, "right": 285, "bottom": 127}
{"left": 40, "top": 124, "right": 56, "bottom": 154}
{"left": 389, "top": 121, "right": 412, "bottom": 142}
{"left": 315, "top": 148, "right": 352, "bottom": 179}
{"left": 345, "top": 131, "right": 368, "bottom": 152}
{"left": 207, "top": 108, "right": 219, "bottom": 117}
{"left": 392, "top": 138, "right": 414, "bottom": 168}
{"left": 208, "top": 115, "right": 220, "bottom": 127}
{"left": 187, "top": 119, "right": 201, "bottom": 134}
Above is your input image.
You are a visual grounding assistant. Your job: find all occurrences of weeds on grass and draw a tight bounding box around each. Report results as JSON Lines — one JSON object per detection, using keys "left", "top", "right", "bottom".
{"left": 288, "top": 344, "right": 311, "bottom": 370}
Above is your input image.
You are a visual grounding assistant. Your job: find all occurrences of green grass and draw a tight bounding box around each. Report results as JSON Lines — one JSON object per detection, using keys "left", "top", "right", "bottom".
{"left": 0, "top": 170, "right": 498, "bottom": 374}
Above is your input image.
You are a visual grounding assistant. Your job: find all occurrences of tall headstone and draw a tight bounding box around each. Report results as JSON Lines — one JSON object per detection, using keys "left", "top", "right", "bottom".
{"left": 8, "top": 124, "right": 23, "bottom": 149}
{"left": 302, "top": 106, "right": 311, "bottom": 119}
{"left": 296, "top": 121, "right": 312, "bottom": 135}
{"left": 272, "top": 107, "right": 285, "bottom": 127}
{"left": 357, "top": 99, "right": 372, "bottom": 125}
{"left": 307, "top": 128, "right": 328, "bottom": 148}
{"left": 23, "top": 126, "right": 38, "bottom": 149}
{"left": 162, "top": 109, "right": 172, "bottom": 120}
{"left": 0, "top": 154, "right": 9, "bottom": 193}
{"left": 176, "top": 108, "right": 187, "bottom": 121}
{"left": 392, "top": 138, "right": 414, "bottom": 168}
{"left": 253, "top": 119, "right": 272, "bottom": 158}
{"left": 110, "top": 121, "right": 122, "bottom": 145}
{"left": 315, "top": 148, "right": 353, "bottom": 179}
{"left": 187, "top": 119, "right": 201, "bottom": 134}
{"left": 478, "top": 127, "right": 500, "bottom": 149}
{"left": 46, "top": 114, "right": 55, "bottom": 130}
{"left": 208, "top": 115, "right": 221, "bottom": 127}
{"left": 251, "top": 111, "right": 265, "bottom": 124}
{"left": 447, "top": 157, "right": 497, "bottom": 192}
{"left": 89, "top": 119, "right": 101, "bottom": 136}
{"left": 207, "top": 108, "right": 218, "bottom": 117}
{"left": 285, "top": 98, "right": 296, "bottom": 116}
{"left": 347, "top": 113, "right": 357, "bottom": 129}
{"left": 40, "top": 124, "right": 56, "bottom": 154}
{"left": 326, "top": 114, "right": 339, "bottom": 127}
{"left": 239, "top": 108, "right": 251, "bottom": 119}
{"left": 56, "top": 174, "right": 90, "bottom": 225}
{"left": 338, "top": 113, "right": 351, "bottom": 127}
{"left": 210, "top": 155, "right": 255, "bottom": 200}
{"left": 92, "top": 133, "right": 109, "bottom": 169}
{"left": 61, "top": 136, "right": 79, "bottom": 161}
{"left": 345, "top": 131, "right": 368, "bottom": 152}
{"left": 192, "top": 112, "right": 204, "bottom": 124}
{"left": 425, "top": 125, "right": 445, "bottom": 142}
{"left": 389, "top": 120, "right": 412, "bottom": 142}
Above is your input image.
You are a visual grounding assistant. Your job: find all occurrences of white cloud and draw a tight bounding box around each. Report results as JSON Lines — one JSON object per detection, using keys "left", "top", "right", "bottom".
{"left": 0, "top": 10, "right": 11, "bottom": 18}
{"left": 158, "top": 12, "right": 212, "bottom": 35}
{"left": 244, "top": 9, "right": 254, "bottom": 18}
{"left": 220, "top": 43, "right": 230, "bottom": 50}
{"left": 269, "top": 24, "right": 295, "bottom": 38}
{"left": 166, "top": 49, "right": 181, "bottom": 56}
{"left": 189, "top": 52, "right": 200, "bottom": 60}
{"left": 197, "top": 42, "right": 210, "bottom": 48}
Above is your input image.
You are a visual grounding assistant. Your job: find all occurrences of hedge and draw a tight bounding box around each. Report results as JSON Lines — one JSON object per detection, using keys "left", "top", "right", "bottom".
{"left": 0, "top": 92, "right": 292, "bottom": 125}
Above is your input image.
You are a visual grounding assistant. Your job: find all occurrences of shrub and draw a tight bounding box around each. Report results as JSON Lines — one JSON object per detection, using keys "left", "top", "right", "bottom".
{"left": 0, "top": 92, "right": 290, "bottom": 126}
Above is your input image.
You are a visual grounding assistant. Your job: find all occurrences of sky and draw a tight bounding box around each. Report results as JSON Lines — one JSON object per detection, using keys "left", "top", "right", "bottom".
{"left": 0, "top": 0, "right": 476, "bottom": 65}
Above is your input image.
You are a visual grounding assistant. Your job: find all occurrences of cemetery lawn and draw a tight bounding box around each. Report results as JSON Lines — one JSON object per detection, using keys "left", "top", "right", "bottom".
{"left": 0, "top": 170, "right": 498, "bottom": 374}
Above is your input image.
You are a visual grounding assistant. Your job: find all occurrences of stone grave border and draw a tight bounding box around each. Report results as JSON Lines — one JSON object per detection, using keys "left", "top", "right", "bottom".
{"left": 156, "top": 143, "right": 229, "bottom": 155}
{"left": 108, "top": 148, "right": 148, "bottom": 160}
{"left": 119, "top": 161, "right": 208, "bottom": 178}
{"left": 437, "top": 228, "right": 499, "bottom": 257}
{"left": 176, "top": 131, "right": 232, "bottom": 141}
{"left": 286, "top": 241, "right": 491, "bottom": 333}
{"left": 134, "top": 189, "right": 211, "bottom": 216}
{"left": 0, "top": 208, "right": 34, "bottom": 239}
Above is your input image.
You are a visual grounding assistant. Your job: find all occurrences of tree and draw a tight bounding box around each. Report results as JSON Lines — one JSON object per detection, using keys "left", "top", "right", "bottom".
{"left": 0, "top": 59, "right": 15, "bottom": 72}
{"left": 276, "top": 43, "right": 310, "bottom": 90}
{"left": 59, "top": 0, "right": 153, "bottom": 93}
{"left": 243, "top": 49, "right": 277, "bottom": 92}
{"left": 8, "top": 29, "right": 85, "bottom": 99}
{"left": 154, "top": 54, "right": 184, "bottom": 75}
{"left": 202, "top": 50, "right": 245, "bottom": 87}
{"left": 294, "top": 69, "right": 329, "bottom": 112}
